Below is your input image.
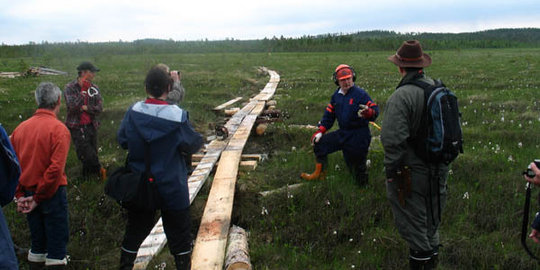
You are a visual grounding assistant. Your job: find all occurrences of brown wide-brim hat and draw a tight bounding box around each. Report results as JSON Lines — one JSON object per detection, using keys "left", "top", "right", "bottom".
{"left": 388, "top": 40, "right": 432, "bottom": 68}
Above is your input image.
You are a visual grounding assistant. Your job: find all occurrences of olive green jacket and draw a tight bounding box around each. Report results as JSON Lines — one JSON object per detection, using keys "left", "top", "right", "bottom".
{"left": 381, "top": 71, "right": 435, "bottom": 179}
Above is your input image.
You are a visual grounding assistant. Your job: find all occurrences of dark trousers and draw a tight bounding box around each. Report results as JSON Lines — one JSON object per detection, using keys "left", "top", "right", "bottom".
{"left": 26, "top": 187, "right": 69, "bottom": 260}
{"left": 69, "top": 125, "right": 101, "bottom": 176}
{"left": 122, "top": 207, "right": 192, "bottom": 255}
{"left": 314, "top": 129, "right": 369, "bottom": 180}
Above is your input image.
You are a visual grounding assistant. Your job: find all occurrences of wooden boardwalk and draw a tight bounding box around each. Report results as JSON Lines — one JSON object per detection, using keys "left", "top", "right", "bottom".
{"left": 133, "top": 68, "right": 279, "bottom": 269}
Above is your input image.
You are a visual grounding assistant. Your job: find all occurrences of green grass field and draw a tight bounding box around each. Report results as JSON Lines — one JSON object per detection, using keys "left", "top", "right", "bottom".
{"left": 1, "top": 48, "right": 539, "bottom": 269}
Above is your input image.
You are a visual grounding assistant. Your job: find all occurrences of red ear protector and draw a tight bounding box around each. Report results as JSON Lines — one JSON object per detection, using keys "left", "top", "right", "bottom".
{"left": 332, "top": 64, "right": 357, "bottom": 86}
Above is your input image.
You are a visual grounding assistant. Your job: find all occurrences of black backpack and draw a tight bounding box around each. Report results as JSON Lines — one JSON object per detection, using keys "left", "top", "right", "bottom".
{"left": 407, "top": 79, "right": 464, "bottom": 164}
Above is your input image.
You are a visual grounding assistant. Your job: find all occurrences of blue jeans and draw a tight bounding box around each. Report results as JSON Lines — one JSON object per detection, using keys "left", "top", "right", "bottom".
{"left": 26, "top": 186, "right": 69, "bottom": 260}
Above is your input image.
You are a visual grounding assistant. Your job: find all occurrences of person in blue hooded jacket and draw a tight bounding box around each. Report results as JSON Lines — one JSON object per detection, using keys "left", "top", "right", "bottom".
{"left": 0, "top": 123, "right": 21, "bottom": 269}
{"left": 117, "top": 66, "right": 203, "bottom": 270}
{"left": 300, "top": 64, "right": 379, "bottom": 186}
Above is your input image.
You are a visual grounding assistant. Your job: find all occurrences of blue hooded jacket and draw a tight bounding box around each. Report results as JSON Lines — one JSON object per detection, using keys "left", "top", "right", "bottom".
{"left": 319, "top": 85, "right": 379, "bottom": 149}
{"left": 0, "top": 124, "right": 20, "bottom": 269}
{"left": 118, "top": 102, "right": 203, "bottom": 210}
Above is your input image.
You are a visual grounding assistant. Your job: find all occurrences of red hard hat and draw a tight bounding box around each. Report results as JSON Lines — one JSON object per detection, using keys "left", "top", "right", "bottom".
{"left": 335, "top": 64, "right": 353, "bottom": 80}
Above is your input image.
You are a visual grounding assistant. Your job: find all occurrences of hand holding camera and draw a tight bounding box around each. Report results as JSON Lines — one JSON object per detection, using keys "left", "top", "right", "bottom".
{"left": 524, "top": 159, "right": 540, "bottom": 186}
{"left": 170, "top": 70, "right": 181, "bottom": 82}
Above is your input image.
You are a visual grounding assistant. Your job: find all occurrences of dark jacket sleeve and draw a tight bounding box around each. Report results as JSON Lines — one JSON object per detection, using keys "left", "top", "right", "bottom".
{"left": 319, "top": 94, "right": 336, "bottom": 131}
{"left": 380, "top": 89, "right": 413, "bottom": 179}
{"left": 178, "top": 112, "right": 203, "bottom": 155}
{"left": 179, "top": 112, "right": 203, "bottom": 154}
{"left": 0, "top": 125, "right": 20, "bottom": 207}
{"left": 117, "top": 109, "right": 130, "bottom": 150}
{"left": 532, "top": 212, "right": 540, "bottom": 230}
{"left": 64, "top": 83, "right": 84, "bottom": 114}
{"left": 86, "top": 84, "right": 103, "bottom": 116}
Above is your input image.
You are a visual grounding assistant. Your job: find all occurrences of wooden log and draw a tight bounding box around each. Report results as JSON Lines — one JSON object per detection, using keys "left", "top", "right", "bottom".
{"left": 261, "top": 109, "right": 281, "bottom": 118}
{"left": 224, "top": 225, "right": 252, "bottom": 270}
{"left": 255, "top": 124, "right": 267, "bottom": 136}
{"left": 266, "top": 100, "right": 277, "bottom": 107}
{"left": 259, "top": 183, "right": 305, "bottom": 197}
{"left": 213, "top": 97, "right": 243, "bottom": 111}
{"left": 288, "top": 124, "right": 318, "bottom": 130}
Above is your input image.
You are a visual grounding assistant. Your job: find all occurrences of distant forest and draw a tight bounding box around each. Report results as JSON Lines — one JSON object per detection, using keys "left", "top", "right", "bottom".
{"left": 1, "top": 28, "right": 539, "bottom": 58}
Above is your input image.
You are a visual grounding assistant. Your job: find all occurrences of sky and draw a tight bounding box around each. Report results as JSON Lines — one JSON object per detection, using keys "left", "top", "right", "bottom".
{"left": 1, "top": 0, "right": 539, "bottom": 45}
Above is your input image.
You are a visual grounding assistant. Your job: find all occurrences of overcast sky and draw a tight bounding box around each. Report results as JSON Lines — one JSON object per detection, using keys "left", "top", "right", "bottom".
{"left": 1, "top": 0, "right": 539, "bottom": 45}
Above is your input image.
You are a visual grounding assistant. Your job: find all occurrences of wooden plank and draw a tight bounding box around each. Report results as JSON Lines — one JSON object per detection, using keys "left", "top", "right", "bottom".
{"left": 239, "top": 160, "right": 257, "bottom": 171}
{"left": 241, "top": 154, "right": 262, "bottom": 161}
{"left": 213, "top": 97, "right": 243, "bottom": 111}
{"left": 191, "top": 70, "right": 278, "bottom": 270}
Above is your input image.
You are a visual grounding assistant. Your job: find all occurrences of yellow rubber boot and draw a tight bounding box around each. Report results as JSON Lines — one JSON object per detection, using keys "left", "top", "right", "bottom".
{"left": 300, "top": 163, "right": 325, "bottom": 180}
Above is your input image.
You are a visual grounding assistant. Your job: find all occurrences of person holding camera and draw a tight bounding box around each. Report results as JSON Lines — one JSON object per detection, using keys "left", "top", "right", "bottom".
{"left": 300, "top": 64, "right": 379, "bottom": 186}
{"left": 155, "top": 63, "right": 185, "bottom": 105}
{"left": 116, "top": 66, "right": 203, "bottom": 270}
{"left": 524, "top": 161, "right": 540, "bottom": 243}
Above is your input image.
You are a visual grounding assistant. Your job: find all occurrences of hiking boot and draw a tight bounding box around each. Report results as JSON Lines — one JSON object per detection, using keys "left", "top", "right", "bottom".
{"left": 300, "top": 163, "right": 326, "bottom": 181}
{"left": 100, "top": 167, "right": 107, "bottom": 181}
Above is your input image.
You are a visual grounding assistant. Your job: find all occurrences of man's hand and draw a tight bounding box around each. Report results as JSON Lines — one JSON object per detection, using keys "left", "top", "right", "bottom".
{"left": 311, "top": 132, "right": 322, "bottom": 145}
{"left": 525, "top": 162, "right": 540, "bottom": 186}
{"left": 17, "top": 196, "right": 38, "bottom": 214}
{"left": 358, "top": 104, "right": 375, "bottom": 119}
{"left": 81, "top": 105, "right": 88, "bottom": 111}
{"left": 170, "top": 70, "right": 181, "bottom": 82}
{"left": 310, "top": 126, "right": 326, "bottom": 145}
{"left": 530, "top": 228, "right": 540, "bottom": 243}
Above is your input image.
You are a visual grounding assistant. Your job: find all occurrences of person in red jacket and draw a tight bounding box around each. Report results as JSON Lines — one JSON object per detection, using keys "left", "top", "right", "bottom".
{"left": 11, "top": 82, "right": 71, "bottom": 269}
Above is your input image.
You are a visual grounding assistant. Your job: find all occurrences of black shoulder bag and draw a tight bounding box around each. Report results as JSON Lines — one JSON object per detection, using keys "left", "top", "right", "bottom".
{"left": 105, "top": 142, "right": 161, "bottom": 210}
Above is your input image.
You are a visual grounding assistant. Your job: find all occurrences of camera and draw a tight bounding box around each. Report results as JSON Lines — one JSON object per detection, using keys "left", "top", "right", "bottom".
{"left": 524, "top": 159, "right": 540, "bottom": 178}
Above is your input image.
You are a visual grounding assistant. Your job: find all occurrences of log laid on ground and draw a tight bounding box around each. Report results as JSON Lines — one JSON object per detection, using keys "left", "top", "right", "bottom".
{"left": 224, "top": 225, "right": 252, "bottom": 270}
{"left": 213, "top": 97, "right": 243, "bottom": 111}
{"left": 288, "top": 124, "right": 318, "bottom": 130}
{"left": 259, "top": 183, "right": 305, "bottom": 197}
{"left": 255, "top": 124, "right": 267, "bottom": 136}
{"left": 266, "top": 100, "right": 277, "bottom": 107}
{"left": 261, "top": 109, "right": 281, "bottom": 118}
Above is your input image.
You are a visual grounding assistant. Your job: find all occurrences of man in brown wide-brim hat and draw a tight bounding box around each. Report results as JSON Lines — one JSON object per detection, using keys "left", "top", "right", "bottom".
{"left": 381, "top": 40, "right": 450, "bottom": 269}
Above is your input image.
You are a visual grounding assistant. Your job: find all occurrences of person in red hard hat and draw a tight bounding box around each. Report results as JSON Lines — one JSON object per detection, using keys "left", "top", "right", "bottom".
{"left": 300, "top": 64, "right": 379, "bottom": 186}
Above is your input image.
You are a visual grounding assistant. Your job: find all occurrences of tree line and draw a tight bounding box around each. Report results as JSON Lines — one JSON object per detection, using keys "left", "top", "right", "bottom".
{"left": 1, "top": 28, "right": 539, "bottom": 58}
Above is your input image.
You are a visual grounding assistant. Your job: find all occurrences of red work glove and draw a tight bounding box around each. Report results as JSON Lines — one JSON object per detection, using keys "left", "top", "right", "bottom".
{"left": 361, "top": 108, "right": 375, "bottom": 119}
{"left": 311, "top": 126, "right": 326, "bottom": 145}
